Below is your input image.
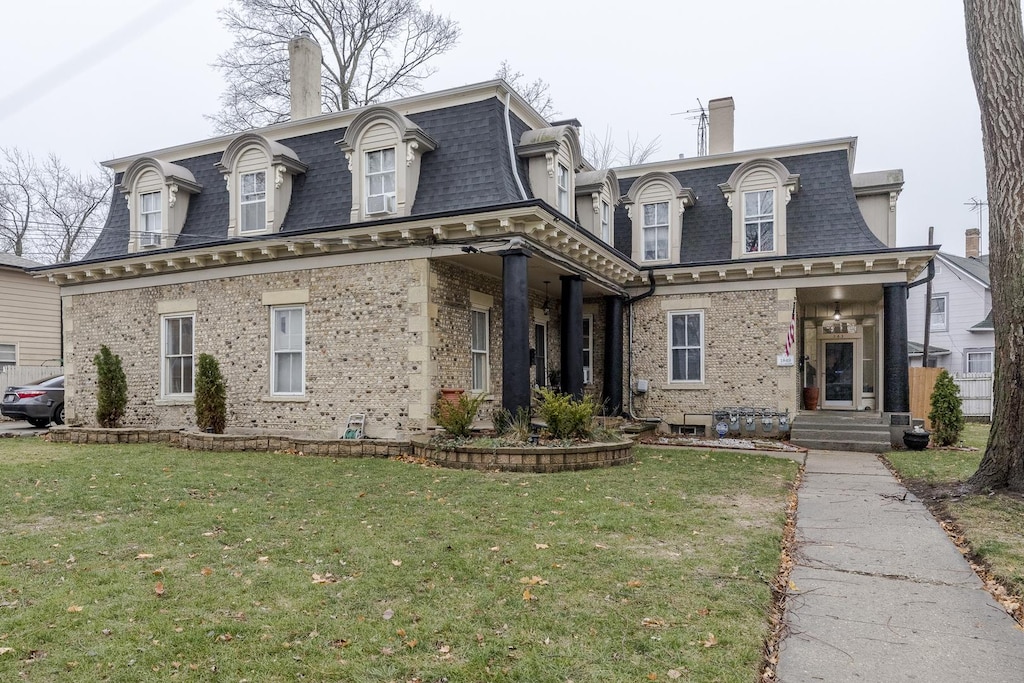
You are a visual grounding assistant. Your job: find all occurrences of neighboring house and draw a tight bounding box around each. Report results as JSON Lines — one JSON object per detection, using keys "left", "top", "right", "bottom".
{"left": 907, "top": 228, "right": 993, "bottom": 373}
{"left": 38, "top": 35, "right": 934, "bottom": 437}
{"left": 0, "top": 253, "right": 61, "bottom": 370}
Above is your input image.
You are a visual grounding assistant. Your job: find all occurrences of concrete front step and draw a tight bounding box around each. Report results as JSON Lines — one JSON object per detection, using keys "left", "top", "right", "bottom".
{"left": 791, "top": 412, "right": 891, "bottom": 453}
{"left": 791, "top": 438, "right": 891, "bottom": 453}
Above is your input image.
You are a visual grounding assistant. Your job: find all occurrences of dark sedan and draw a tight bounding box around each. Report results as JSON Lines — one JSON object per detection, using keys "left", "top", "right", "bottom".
{"left": 1, "top": 375, "right": 64, "bottom": 427}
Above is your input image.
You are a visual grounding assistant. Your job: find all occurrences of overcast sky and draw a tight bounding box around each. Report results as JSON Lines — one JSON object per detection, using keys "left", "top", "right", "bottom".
{"left": 0, "top": 0, "right": 987, "bottom": 256}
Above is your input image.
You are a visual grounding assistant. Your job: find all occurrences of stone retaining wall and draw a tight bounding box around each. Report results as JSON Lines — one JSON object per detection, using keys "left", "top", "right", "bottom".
{"left": 411, "top": 437, "right": 634, "bottom": 472}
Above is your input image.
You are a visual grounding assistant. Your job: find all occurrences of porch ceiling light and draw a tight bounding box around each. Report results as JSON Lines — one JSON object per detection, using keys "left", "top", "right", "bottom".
{"left": 833, "top": 302, "right": 842, "bottom": 320}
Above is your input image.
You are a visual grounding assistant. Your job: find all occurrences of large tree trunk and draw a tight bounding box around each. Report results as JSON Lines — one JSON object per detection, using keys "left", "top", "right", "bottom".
{"left": 964, "top": 0, "right": 1024, "bottom": 491}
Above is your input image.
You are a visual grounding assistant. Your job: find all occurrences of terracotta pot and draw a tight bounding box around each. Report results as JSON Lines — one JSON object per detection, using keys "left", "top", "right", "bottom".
{"left": 439, "top": 388, "right": 465, "bottom": 404}
{"left": 802, "top": 386, "right": 819, "bottom": 411}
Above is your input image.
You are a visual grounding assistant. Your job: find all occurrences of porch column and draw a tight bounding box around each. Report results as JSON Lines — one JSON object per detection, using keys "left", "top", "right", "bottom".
{"left": 883, "top": 282, "right": 910, "bottom": 413}
{"left": 602, "top": 295, "right": 624, "bottom": 415}
{"left": 500, "top": 244, "right": 531, "bottom": 415}
{"left": 560, "top": 275, "right": 584, "bottom": 399}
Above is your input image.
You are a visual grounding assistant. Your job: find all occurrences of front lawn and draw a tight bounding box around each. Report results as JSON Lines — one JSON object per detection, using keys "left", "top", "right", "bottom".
{"left": 887, "top": 423, "right": 1024, "bottom": 599}
{"left": 0, "top": 439, "right": 797, "bottom": 682}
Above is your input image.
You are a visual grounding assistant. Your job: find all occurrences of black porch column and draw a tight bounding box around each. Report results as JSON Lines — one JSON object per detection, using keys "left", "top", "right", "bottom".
{"left": 560, "top": 275, "right": 584, "bottom": 399}
{"left": 883, "top": 282, "right": 910, "bottom": 413}
{"left": 500, "top": 245, "right": 531, "bottom": 416}
{"left": 602, "top": 295, "right": 624, "bottom": 416}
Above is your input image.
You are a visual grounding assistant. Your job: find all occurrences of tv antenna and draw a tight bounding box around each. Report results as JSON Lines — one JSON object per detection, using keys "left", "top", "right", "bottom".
{"left": 671, "top": 99, "right": 708, "bottom": 157}
{"left": 964, "top": 197, "right": 988, "bottom": 255}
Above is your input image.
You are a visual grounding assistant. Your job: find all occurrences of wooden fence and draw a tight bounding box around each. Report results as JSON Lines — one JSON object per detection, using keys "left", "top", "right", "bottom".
{"left": 0, "top": 365, "right": 61, "bottom": 389}
{"left": 909, "top": 367, "right": 993, "bottom": 426}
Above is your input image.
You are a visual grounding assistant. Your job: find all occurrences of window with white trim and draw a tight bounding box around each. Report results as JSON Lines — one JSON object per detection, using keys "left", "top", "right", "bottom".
{"left": 930, "top": 294, "right": 948, "bottom": 331}
{"left": 743, "top": 189, "right": 774, "bottom": 253}
{"left": 669, "top": 311, "right": 703, "bottom": 382}
{"left": 365, "top": 148, "right": 397, "bottom": 215}
{"left": 582, "top": 315, "right": 593, "bottom": 384}
{"left": 240, "top": 171, "right": 267, "bottom": 233}
{"left": 0, "top": 343, "right": 15, "bottom": 370}
{"left": 162, "top": 314, "right": 194, "bottom": 397}
{"left": 642, "top": 202, "right": 669, "bottom": 261}
{"left": 272, "top": 306, "right": 305, "bottom": 395}
{"left": 556, "top": 163, "right": 570, "bottom": 215}
{"left": 140, "top": 191, "right": 162, "bottom": 246}
{"left": 600, "top": 200, "right": 611, "bottom": 243}
{"left": 966, "top": 350, "right": 993, "bottom": 373}
{"left": 470, "top": 308, "right": 489, "bottom": 393}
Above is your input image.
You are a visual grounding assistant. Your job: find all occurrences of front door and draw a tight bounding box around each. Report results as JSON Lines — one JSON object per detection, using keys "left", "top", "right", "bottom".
{"left": 823, "top": 341, "right": 855, "bottom": 408}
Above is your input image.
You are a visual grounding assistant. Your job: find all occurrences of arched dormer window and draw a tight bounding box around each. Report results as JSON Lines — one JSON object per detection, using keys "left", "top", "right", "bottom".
{"left": 718, "top": 158, "right": 800, "bottom": 258}
{"left": 336, "top": 106, "right": 438, "bottom": 223}
{"left": 118, "top": 158, "right": 201, "bottom": 253}
{"left": 517, "top": 125, "right": 583, "bottom": 218}
{"left": 215, "top": 134, "right": 307, "bottom": 237}
{"left": 623, "top": 172, "right": 697, "bottom": 264}
{"left": 574, "top": 169, "right": 620, "bottom": 244}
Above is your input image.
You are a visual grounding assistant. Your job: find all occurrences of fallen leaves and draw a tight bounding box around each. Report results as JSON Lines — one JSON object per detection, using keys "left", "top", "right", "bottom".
{"left": 518, "top": 576, "right": 549, "bottom": 586}
{"left": 391, "top": 559, "right": 402, "bottom": 567}
{"left": 311, "top": 573, "right": 338, "bottom": 585}
{"left": 703, "top": 633, "right": 718, "bottom": 648}
{"left": 66, "top": 605, "right": 83, "bottom": 613}
{"left": 534, "top": 543, "right": 549, "bottom": 550}
{"left": 135, "top": 553, "right": 154, "bottom": 560}
{"left": 154, "top": 581, "right": 165, "bottom": 597}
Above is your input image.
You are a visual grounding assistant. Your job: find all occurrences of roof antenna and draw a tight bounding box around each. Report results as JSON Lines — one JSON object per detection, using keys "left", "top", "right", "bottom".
{"left": 671, "top": 99, "right": 708, "bottom": 157}
{"left": 964, "top": 197, "right": 987, "bottom": 254}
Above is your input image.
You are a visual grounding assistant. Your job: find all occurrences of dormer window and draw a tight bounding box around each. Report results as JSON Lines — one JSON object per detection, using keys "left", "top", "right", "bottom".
{"left": 518, "top": 125, "right": 583, "bottom": 218}
{"left": 216, "top": 133, "right": 306, "bottom": 237}
{"left": 365, "top": 148, "right": 397, "bottom": 215}
{"left": 139, "top": 192, "right": 162, "bottom": 247}
{"left": 642, "top": 201, "right": 669, "bottom": 261}
{"left": 623, "top": 171, "right": 697, "bottom": 265}
{"left": 601, "top": 200, "right": 611, "bottom": 242}
{"left": 556, "top": 164, "right": 570, "bottom": 214}
{"left": 240, "top": 171, "right": 267, "bottom": 233}
{"left": 118, "top": 157, "right": 201, "bottom": 253}
{"left": 744, "top": 189, "right": 774, "bottom": 253}
{"left": 574, "top": 168, "right": 620, "bottom": 243}
{"left": 719, "top": 158, "right": 799, "bottom": 258}
{"left": 337, "top": 106, "right": 437, "bottom": 223}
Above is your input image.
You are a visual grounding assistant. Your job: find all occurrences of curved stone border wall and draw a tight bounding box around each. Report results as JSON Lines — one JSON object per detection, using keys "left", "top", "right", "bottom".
{"left": 411, "top": 437, "right": 634, "bottom": 472}
{"left": 50, "top": 427, "right": 183, "bottom": 445}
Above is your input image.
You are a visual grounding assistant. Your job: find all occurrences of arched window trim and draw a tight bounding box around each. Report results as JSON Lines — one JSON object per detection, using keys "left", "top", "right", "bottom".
{"left": 718, "top": 158, "right": 800, "bottom": 258}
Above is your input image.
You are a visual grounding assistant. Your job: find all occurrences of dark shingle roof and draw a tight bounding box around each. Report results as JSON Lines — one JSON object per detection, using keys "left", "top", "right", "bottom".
{"left": 0, "top": 253, "right": 44, "bottom": 268}
{"left": 971, "top": 309, "right": 994, "bottom": 331}
{"left": 941, "top": 252, "right": 990, "bottom": 287}
{"left": 84, "top": 97, "right": 527, "bottom": 262}
{"left": 907, "top": 340, "right": 950, "bottom": 356}
{"left": 614, "top": 149, "right": 886, "bottom": 264}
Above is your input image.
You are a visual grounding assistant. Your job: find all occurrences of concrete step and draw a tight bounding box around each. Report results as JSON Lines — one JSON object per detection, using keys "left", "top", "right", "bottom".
{"left": 791, "top": 413, "right": 891, "bottom": 453}
{"left": 790, "top": 438, "right": 892, "bottom": 454}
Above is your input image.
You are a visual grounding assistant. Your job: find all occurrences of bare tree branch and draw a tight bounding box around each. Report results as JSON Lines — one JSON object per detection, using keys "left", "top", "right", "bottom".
{"left": 496, "top": 60, "right": 557, "bottom": 120}
{"left": 0, "top": 148, "right": 39, "bottom": 257}
{"left": 209, "top": 0, "right": 460, "bottom": 133}
{"left": 34, "top": 156, "right": 111, "bottom": 264}
{"left": 582, "top": 128, "right": 661, "bottom": 168}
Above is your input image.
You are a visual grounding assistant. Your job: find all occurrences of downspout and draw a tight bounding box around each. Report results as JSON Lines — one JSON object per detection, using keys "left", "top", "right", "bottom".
{"left": 504, "top": 92, "right": 528, "bottom": 200}
{"left": 625, "top": 269, "right": 657, "bottom": 420}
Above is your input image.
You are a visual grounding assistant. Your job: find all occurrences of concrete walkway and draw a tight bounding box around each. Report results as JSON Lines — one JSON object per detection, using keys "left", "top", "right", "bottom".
{"left": 776, "top": 450, "right": 1024, "bottom": 682}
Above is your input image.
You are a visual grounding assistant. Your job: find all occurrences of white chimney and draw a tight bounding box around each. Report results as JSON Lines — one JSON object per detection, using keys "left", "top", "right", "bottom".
{"left": 708, "top": 97, "right": 735, "bottom": 155}
{"left": 288, "top": 30, "right": 322, "bottom": 121}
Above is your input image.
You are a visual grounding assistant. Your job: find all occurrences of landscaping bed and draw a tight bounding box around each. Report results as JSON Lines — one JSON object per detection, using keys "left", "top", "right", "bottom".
{"left": 411, "top": 434, "right": 633, "bottom": 472}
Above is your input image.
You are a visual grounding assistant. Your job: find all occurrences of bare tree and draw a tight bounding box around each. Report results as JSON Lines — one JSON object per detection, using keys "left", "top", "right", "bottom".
{"left": 583, "top": 127, "right": 662, "bottom": 168}
{"left": 210, "top": 0, "right": 460, "bottom": 133}
{"left": 963, "top": 0, "right": 1024, "bottom": 492}
{"left": 496, "top": 61, "right": 556, "bottom": 119}
{"left": 35, "top": 156, "right": 111, "bottom": 264}
{"left": 0, "top": 148, "right": 39, "bottom": 257}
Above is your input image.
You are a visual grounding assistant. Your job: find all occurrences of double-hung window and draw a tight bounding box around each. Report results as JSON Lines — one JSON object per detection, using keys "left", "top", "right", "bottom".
{"left": 556, "top": 163, "right": 570, "bottom": 215}
{"left": 0, "top": 343, "right": 16, "bottom": 370}
{"left": 642, "top": 202, "right": 669, "bottom": 261}
{"left": 140, "top": 191, "right": 162, "bottom": 246}
{"left": 162, "top": 314, "right": 194, "bottom": 396}
{"left": 582, "top": 316, "right": 593, "bottom": 384}
{"left": 930, "top": 295, "right": 948, "bottom": 331}
{"left": 600, "top": 200, "right": 611, "bottom": 243}
{"left": 743, "top": 189, "right": 774, "bottom": 253}
{"left": 669, "top": 311, "right": 703, "bottom": 382}
{"left": 240, "top": 171, "right": 267, "bottom": 233}
{"left": 365, "top": 148, "right": 396, "bottom": 214}
{"left": 272, "top": 306, "right": 305, "bottom": 395}
{"left": 470, "top": 308, "right": 489, "bottom": 393}
{"left": 966, "top": 350, "right": 993, "bottom": 373}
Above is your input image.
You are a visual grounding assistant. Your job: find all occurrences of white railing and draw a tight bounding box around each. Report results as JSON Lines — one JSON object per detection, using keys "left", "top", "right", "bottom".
{"left": 952, "top": 372, "right": 993, "bottom": 419}
{"left": 0, "top": 365, "right": 61, "bottom": 389}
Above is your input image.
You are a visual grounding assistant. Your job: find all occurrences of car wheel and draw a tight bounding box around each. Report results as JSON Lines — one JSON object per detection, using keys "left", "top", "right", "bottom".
{"left": 52, "top": 403, "right": 65, "bottom": 426}
{"left": 27, "top": 418, "right": 50, "bottom": 428}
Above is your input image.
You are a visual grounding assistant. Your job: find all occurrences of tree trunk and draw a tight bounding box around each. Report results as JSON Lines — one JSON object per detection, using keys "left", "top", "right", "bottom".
{"left": 964, "top": 0, "right": 1024, "bottom": 491}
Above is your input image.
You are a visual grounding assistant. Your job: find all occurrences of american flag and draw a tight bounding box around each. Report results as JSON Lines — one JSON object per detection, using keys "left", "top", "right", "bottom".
{"left": 784, "top": 303, "right": 796, "bottom": 357}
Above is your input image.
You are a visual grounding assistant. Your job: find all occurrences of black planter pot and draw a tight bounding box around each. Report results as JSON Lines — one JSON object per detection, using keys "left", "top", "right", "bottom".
{"left": 903, "top": 430, "right": 930, "bottom": 450}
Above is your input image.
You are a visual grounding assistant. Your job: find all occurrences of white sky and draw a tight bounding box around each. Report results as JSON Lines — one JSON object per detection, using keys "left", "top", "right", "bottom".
{"left": 0, "top": 0, "right": 987, "bottom": 256}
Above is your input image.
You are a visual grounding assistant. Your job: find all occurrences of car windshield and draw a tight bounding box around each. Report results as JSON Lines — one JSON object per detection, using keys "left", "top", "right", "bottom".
{"left": 37, "top": 376, "right": 64, "bottom": 388}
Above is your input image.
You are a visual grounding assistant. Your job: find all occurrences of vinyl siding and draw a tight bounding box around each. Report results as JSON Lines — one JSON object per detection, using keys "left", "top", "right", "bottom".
{"left": 0, "top": 267, "right": 61, "bottom": 365}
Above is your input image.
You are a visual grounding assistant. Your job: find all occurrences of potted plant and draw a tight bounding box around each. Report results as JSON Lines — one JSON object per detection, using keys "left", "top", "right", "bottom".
{"left": 903, "top": 426, "right": 930, "bottom": 450}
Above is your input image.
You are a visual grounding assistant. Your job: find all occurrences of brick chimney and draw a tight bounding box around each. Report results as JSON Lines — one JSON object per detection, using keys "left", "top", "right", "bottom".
{"left": 708, "top": 97, "right": 734, "bottom": 155}
{"left": 966, "top": 227, "right": 981, "bottom": 258}
{"left": 288, "top": 31, "right": 322, "bottom": 121}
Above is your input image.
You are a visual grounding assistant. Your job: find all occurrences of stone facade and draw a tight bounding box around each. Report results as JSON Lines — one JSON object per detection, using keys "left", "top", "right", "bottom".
{"left": 628, "top": 288, "right": 798, "bottom": 424}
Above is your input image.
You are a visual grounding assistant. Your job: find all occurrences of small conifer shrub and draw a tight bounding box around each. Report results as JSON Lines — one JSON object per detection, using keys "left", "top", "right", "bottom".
{"left": 928, "top": 369, "right": 965, "bottom": 446}
{"left": 93, "top": 345, "right": 127, "bottom": 428}
{"left": 194, "top": 353, "right": 227, "bottom": 434}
